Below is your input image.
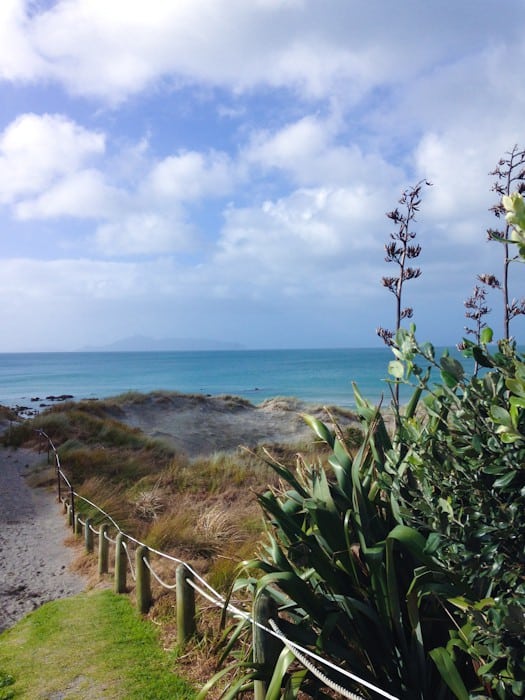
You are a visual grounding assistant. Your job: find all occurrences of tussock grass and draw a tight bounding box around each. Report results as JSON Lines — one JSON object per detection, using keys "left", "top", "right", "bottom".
{"left": 167, "top": 448, "right": 276, "bottom": 495}
{"left": 145, "top": 507, "right": 197, "bottom": 552}
{"left": 0, "top": 405, "right": 19, "bottom": 422}
{"left": 76, "top": 477, "right": 135, "bottom": 530}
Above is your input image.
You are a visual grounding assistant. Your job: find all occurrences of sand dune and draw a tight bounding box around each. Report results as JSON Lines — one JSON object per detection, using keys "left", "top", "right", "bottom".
{"left": 102, "top": 391, "right": 357, "bottom": 457}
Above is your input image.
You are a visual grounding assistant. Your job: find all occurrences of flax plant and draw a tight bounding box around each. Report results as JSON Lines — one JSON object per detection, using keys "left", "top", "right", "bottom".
{"left": 486, "top": 145, "right": 525, "bottom": 338}
{"left": 458, "top": 282, "right": 492, "bottom": 374}
{"left": 377, "top": 180, "right": 431, "bottom": 407}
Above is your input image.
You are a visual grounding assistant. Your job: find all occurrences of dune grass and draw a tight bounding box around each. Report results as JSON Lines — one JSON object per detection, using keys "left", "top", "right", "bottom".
{"left": 0, "top": 589, "right": 195, "bottom": 699}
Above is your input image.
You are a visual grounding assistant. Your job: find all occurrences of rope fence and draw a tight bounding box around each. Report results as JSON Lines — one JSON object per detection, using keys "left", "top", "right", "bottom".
{"left": 37, "top": 429, "right": 398, "bottom": 700}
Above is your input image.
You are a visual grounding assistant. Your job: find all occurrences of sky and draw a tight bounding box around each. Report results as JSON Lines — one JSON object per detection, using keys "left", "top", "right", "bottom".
{"left": 1, "top": 0, "right": 525, "bottom": 351}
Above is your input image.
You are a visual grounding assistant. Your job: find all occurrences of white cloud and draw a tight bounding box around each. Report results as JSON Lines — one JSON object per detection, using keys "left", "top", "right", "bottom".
{"left": 415, "top": 133, "right": 487, "bottom": 217}
{"left": 2, "top": 1, "right": 520, "bottom": 103}
{"left": 0, "top": 0, "right": 45, "bottom": 81}
{"left": 146, "top": 150, "right": 235, "bottom": 201}
{"left": 216, "top": 185, "right": 384, "bottom": 295}
{"left": 0, "top": 257, "right": 144, "bottom": 300}
{"left": 15, "top": 169, "right": 125, "bottom": 219}
{"left": 244, "top": 114, "right": 403, "bottom": 188}
{"left": 0, "top": 113, "right": 105, "bottom": 203}
{"left": 245, "top": 116, "right": 331, "bottom": 173}
{"left": 94, "top": 212, "right": 194, "bottom": 256}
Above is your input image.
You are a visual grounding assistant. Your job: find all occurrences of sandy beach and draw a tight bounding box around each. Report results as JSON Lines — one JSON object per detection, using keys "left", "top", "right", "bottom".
{"left": 0, "top": 447, "right": 87, "bottom": 633}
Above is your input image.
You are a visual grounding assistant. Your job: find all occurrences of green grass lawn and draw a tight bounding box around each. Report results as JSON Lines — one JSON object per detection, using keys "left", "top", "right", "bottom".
{"left": 0, "top": 589, "right": 196, "bottom": 699}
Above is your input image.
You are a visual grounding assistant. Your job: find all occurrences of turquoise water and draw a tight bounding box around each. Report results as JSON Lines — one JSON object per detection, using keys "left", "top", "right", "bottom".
{"left": 0, "top": 347, "right": 470, "bottom": 409}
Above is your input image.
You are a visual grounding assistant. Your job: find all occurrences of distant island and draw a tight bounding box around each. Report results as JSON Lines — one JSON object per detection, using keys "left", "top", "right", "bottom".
{"left": 78, "top": 335, "right": 245, "bottom": 352}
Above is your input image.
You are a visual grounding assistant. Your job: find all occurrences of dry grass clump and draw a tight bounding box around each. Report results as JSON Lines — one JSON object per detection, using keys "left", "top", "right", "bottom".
{"left": 143, "top": 497, "right": 250, "bottom": 561}
{"left": 132, "top": 477, "right": 166, "bottom": 521}
{"left": 195, "top": 505, "right": 244, "bottom": 548}
{"left": 145, "top": 508, "right": 196, "bottom": 552}
{"left": 0, "top": 405, "right": 20, "bottom": 421}
{"left": 162, "top": 449, "right": 264, "bottom": 495}
{"left": 76, "top": 476, "right": 135, "bottom": 531}
{"left": 216, "top": 394, "right": 254, "bottom": 409}
{"left": 259, "top": 396, "right": 301, "bottom": 411}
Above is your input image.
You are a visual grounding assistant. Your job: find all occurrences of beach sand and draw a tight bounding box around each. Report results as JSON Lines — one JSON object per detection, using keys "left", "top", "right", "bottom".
{"left": 101, "top": 391, "right": 356, "bottom": 458}
{"left": 0, "top": 447, "right": 87, "bottom": 632}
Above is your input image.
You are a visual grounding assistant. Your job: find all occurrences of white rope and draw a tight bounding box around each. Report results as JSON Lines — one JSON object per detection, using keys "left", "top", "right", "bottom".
{"left": 58, "top": 467, "right": 72, "bottom": 490}
{"left": 73, "top": 491, "right": 122, "bottom": 532}
{"left": 186, "top": 577, "right": 226, "bottom": 609}
{"left": 142, "top": 556, "right": 178, "bottom": 590}
{"left": 103, "top": 530, "right": 117, "bottom": 545}
{"left": 122, "top": 541, "right": 137, "bottom": 581}
{"left": 269, "top": 619, "right": 365, "bottom": 700}
{"left": 186, "top": 579, "right": 398, "bottom": 700}
{"left": 122, "top": 532, "right": 227, "bottom": 605}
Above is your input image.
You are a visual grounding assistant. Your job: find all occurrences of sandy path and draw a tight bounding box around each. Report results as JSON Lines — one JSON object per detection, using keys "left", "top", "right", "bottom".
{"left": 0, "top": 447, "right": 87, "bottom": 633}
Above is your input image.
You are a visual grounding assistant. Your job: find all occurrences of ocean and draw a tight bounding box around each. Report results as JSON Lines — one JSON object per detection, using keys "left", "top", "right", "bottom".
{"left": 0, "top": 347, "right": 470, "bottom": 410}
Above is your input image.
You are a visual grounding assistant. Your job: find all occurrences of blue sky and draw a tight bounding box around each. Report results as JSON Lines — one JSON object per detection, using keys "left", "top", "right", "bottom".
{"left": 1, "top": 0, "right": 525, "bottom": 351}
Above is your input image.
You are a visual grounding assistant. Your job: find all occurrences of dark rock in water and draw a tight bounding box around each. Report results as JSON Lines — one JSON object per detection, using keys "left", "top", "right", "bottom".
{"left": 31, "top": 397, "right": 40, "bottom": 402}
{"left": 45, "top": 394, "right": 74, "bottom": 402}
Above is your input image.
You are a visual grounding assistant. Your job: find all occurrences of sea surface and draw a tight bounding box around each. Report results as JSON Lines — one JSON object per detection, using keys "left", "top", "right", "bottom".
{"left": 0, "top": 347, "right": 471, "bottom": 410}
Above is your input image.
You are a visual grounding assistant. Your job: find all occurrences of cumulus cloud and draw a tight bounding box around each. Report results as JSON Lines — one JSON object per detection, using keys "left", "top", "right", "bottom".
{"left": 0, "top": 0, "right": 45, "bottom": 81}
{"left": 146, "top": 150, "right": 236, "bottom": 201}
{"left": 14, "top": 169, "right": 125, "bottom": 220}
{"left": 215, "top": 185, "right": 385, "bottom": 297}
{"left": 244, "top": 114, "right": 403, "bottom": 188}
{"left": 94, "top": 212, "right": 194, "bottom": 256}
{"left": 0, "top": 113, "right": 105, "bottom": 203}
{"left": 0, "top": 1, "right": 520, "bottom": 103}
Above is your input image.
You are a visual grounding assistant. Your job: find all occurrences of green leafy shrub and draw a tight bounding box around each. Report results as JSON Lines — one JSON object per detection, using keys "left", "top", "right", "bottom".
{"left": 389, "top": 329, "right": 525, "bottom": 698}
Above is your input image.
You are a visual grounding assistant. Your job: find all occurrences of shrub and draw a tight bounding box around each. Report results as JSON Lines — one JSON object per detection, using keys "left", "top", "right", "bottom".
{"left": 389, "top": 329, "right": 525, "bottom": 698}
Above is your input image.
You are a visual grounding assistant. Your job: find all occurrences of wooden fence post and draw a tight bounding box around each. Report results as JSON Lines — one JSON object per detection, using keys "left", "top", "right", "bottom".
{"left": 98, "top": 523, "right": 109, "bottom": 575}
{"left": 85, "top": 517, "right": 94, "bottom": 553}
{"left": 74, "top": 512, "right": 82, "bottom": 536}
{"left": 114, "top": 533, "right": 127, "bottom": 594}
{"left": 176, "top": 564, "right": 196, "bottom": 645}
{"left": 253, "top": 591, "right": 281, "bottom": 700}
{"left": 56, "top": 458, "right": 61, "bottom": 503}
{"left": 69, "top": 484, "right": 75, "bottom": 529}
{"left": 136, "top": 545, "right": 152, "bottom": 613}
